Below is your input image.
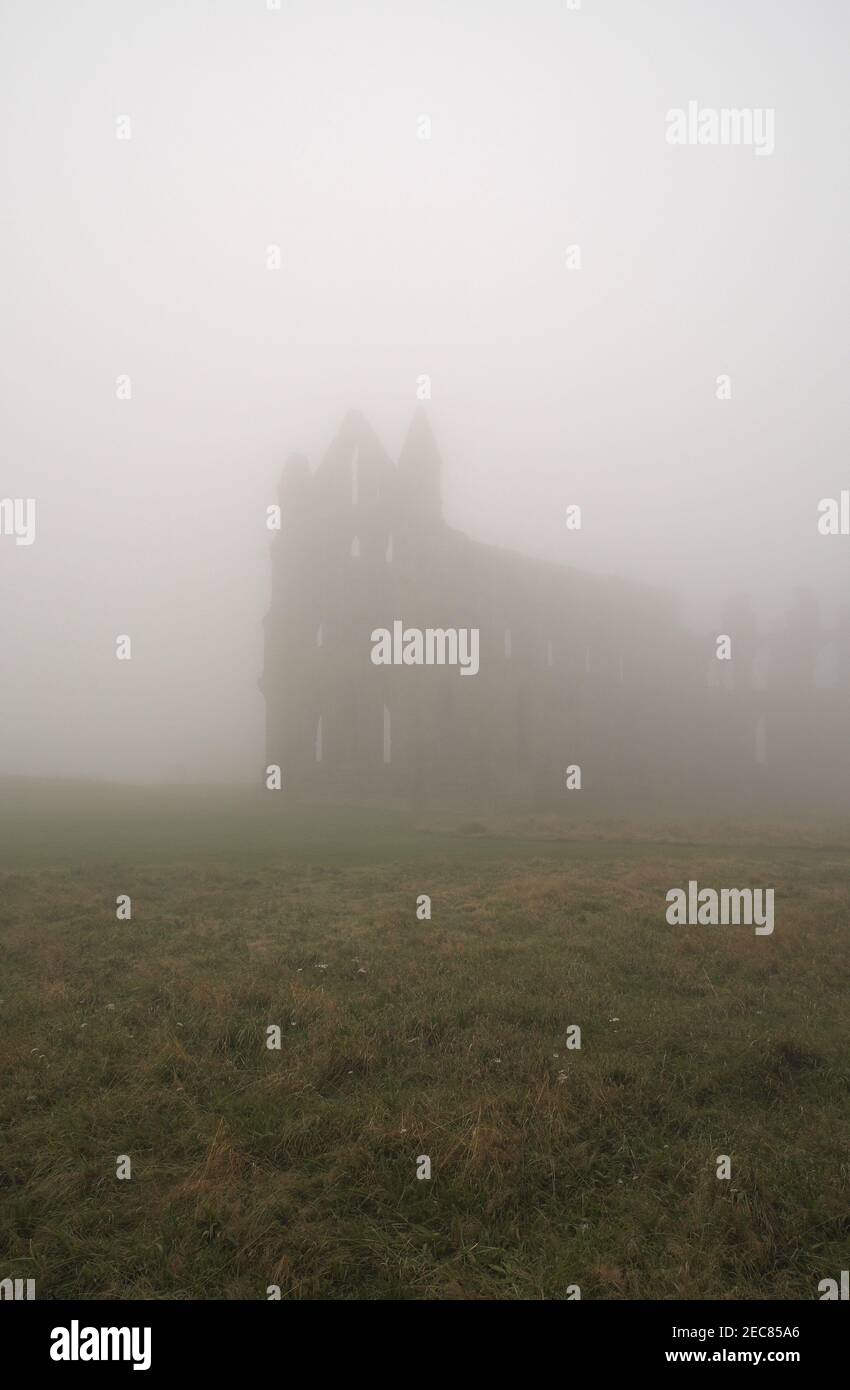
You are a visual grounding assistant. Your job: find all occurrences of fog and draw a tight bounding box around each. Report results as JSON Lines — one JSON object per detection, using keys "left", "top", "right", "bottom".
{"left": 1, "top": 0, "right": 848, "bottom": 786}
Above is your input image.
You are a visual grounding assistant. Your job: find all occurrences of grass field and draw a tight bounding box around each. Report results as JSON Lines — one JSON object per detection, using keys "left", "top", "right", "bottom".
{"left": 1, "top": 779, "right": 848, "bottom": 1300}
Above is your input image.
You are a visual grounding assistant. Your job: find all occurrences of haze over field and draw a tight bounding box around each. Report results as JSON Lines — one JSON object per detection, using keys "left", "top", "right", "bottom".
{"left": 1, "top": 0, "right": 848, "bottom": 783}
{"left": 2, "top": 5, "right": 850, "bottom": 1321}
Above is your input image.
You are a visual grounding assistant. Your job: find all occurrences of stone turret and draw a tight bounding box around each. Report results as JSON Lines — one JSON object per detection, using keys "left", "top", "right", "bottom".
{"left": 397, "top": 406, "right": 442, "bottom": 525}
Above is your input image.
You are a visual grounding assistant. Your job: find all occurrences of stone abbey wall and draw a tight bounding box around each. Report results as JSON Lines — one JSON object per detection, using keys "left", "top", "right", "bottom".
{"left": 261, "top": 410, "right": 850, "bottom": 810}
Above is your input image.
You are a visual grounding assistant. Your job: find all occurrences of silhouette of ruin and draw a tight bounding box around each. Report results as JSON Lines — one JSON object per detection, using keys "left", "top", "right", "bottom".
{"left": 262, "top": 410, "right": 850, "bottom": 810}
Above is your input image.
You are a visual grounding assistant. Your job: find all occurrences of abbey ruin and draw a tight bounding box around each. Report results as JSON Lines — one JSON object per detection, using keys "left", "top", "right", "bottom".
{"left": 261, "top": 410, "right": 850, "bottom": 809}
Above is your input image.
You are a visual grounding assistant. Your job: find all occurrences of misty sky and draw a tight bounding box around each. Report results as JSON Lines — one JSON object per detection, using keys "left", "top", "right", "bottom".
{"left": 1, "top": 0, "right": 848, "bottom": 782}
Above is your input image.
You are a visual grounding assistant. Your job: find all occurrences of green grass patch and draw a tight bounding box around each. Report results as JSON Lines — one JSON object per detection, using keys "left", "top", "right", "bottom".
{"left": 0, "top": 781, "right": 848, "bottom": 1299}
